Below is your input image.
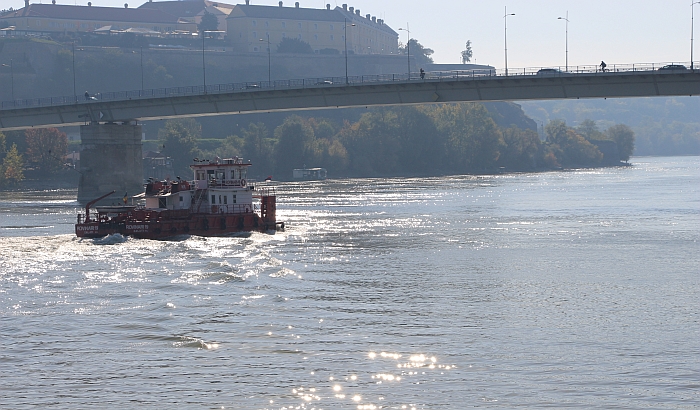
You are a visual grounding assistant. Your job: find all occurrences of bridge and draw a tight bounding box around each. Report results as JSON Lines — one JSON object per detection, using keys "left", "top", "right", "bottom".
{"left": 1, "top": 62, "right": 699, "bottom": 130}
{"left": 1, "top": 61, "right": 698, "bottom": 203}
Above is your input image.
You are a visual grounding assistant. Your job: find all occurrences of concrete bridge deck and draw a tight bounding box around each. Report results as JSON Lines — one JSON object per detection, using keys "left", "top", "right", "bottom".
{"left": 1, "top": 63, "right": 699, "bottom": 131}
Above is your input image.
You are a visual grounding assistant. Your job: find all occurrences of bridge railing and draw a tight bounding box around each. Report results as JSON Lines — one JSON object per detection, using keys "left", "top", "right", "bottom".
{"left": 1, "top": 61, "right": 696, "bottom": 111}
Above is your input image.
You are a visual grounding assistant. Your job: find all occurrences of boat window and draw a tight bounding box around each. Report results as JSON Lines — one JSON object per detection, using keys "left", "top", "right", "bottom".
{"left": 233, "top": 194, "right": 237, "bottom": 204}
{"left": 241, "top": 169, "right": 247, "bottom": 179}
{"left": 219, "top": 195, "right": 222, "bottom": 204}
{"left": 223, "top": 195, "right": 227, "bottom": 204}
{"left": 197, "top": 170, "right": 205, "bottom": 180}
{"left": 211, "top": 195, "right": 216, "bottom": 204}
{"left": 207, "top": 170, "right": 215, "bottom": 180}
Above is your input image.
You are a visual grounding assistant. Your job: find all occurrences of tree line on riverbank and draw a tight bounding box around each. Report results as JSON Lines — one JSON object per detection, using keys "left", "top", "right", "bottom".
{"left": 157, "top": 103, "right": 635, "bottom": 180}
{"left": 0, "top": 102, "right": 634, "bottom": 188}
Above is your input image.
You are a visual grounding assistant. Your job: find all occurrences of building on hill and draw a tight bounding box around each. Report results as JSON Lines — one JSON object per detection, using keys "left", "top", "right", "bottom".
{"left": 138, "top": 0, "right": 235, "bottom": 33}
{"left": 226, "top": 1, "right": 398, "bottom": 55}
{"left": 0, "top": 0, "right": 196, "bottom": 35}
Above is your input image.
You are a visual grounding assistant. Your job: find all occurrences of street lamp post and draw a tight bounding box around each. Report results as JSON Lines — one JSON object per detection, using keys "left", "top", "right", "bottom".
{"left": 260, "top": 34, "right": 271, "bottom": 83}
{"left": 344, "top": 18, "right": 356, "bottom": 85}
{"left": 558, "top": 11, "right": 569, "bottom": 71}
{"left": 201, "top": 30, "right": 225, "bottom": 93}
{"left": 72, "top": 42, "right": 77, "bottom": 102}
{"left": 398, "top": 23, "right": 410, "bottom": 79}
{"left": 2, "top": 60, "right": 13, "bottom": 100}
{"left": 692, "top": 1, "right": 700, "bottom": 69}
{"left": 504, "top": 7, "right": 515, "bottom": 76}
{"left": 140, "top": 46, "right": 144, "bottom": 92}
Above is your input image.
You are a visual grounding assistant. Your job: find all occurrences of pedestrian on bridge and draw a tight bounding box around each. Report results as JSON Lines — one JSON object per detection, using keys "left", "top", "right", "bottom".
{"left": 600, "top": 61, "right": 607, "bottom": 72}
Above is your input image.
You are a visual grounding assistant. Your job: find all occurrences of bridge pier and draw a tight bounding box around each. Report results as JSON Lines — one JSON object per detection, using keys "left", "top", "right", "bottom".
{"left": 77, "top": 122, "right": 143, "bottom": 204}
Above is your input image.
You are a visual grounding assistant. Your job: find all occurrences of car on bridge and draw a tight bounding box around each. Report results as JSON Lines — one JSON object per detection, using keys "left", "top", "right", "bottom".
{"left": 658, "top": 64, "right": 688, "bottom": 71}
{"left": 536, "top": 68, "right": 563, "bottom": 76}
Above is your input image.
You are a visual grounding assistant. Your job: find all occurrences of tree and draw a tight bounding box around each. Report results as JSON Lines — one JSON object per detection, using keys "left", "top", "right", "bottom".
{"left": 461, "top": 40, "right": 473, "bottom": 63}
{"left": 198, "top": 10, "right": 219, "bottom": 33}
{"left": 499, "top": 127, "right": 541, "bottom": 170}
{"left": 25, "top": 128, "right": 68, "bottom": 174}
{"left": 1, "top": 143, "right": 24, "bottom": 186}
{"left": 276, "top": 37, "right": 313, "bottom": 54}
{"left": 241, "top": 122, "right": 274, "bottom": 174}
{"left": 576, "top": 119, "right": 605, "bottom": 141}
{"left": 546, "top": 120, "right": 602, "bottom": 166}
{"left": 606, "top": 124, "right": 635, "bottom": 162}
{"left": 399, "top": 39, "right": 434, "bottom": 66}
{"left": 158, "top": 118, "right": 202, "bottom": 178}
{"left": 274, "top": 116, "right": 317, "bottom": 175}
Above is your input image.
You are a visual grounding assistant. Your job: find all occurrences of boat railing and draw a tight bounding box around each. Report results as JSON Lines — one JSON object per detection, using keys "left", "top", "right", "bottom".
{"left": 210, "top": 204, "right": 257, "bottom": 214}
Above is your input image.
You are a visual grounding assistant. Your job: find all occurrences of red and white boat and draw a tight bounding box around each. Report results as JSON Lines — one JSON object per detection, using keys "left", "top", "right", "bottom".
{"left": 75, "top": 158, "right": 282, "bottom": 239}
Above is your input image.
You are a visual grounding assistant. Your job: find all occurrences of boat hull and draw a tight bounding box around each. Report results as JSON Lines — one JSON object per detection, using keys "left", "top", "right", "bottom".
{"left": 76, "top": 213, "right": 278, "bottom": 240}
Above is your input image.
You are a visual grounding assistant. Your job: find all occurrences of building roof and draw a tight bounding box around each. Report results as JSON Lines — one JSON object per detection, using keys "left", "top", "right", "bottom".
{"left": 0, "top": 3, "right": 186, "bottom": 24}
{"left": 226, "top": 4, "right": 397, "bottom": 37}
{"left": 227, "top": 4, "right": 346, "bottom": 23}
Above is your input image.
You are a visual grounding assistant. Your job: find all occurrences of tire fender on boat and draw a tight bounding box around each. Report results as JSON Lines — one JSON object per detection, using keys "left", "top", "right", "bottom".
{"left": 241, "top": 178, "right": 246, "bottom": 187}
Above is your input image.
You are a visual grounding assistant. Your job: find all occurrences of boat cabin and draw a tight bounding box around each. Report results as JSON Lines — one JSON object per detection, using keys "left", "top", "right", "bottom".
{"left": 293, "top": 167, "right": 327, "bottom": 180}
{"left": 142, "top": 158, "right": 256, "bottom": 214}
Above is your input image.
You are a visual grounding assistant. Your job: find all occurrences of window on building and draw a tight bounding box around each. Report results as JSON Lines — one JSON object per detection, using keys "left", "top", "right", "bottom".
{"left": 282, "top": 22, "right": 286, "bottom": 28}
{"left": 253, "top": 31, "right": 257, "bottom": 38}
{"left": 314, "top": 23, "right": 318, "bottom": 29}
{"left": 330, "top": 24, "right": 334, "bottom": 30}
{"left": 298, "top": 22, "right": 301, "bottom": 29}
{"left": 298, "top": 34, "right": 302, "bottom": 40}
{"left": 330, "top": 34, "right": 334, "bottom": 41}
{"left": 36, "top": 20, "right": 41, "bottom": 26}
{"left": 252, "top": 20, "right": 257, "bottom": 27}
{"left": 314, "top": 34, "right": 318, "bottom": 40}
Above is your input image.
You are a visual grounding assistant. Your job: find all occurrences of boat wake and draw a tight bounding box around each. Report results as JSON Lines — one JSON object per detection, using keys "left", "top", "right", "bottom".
{"left": 92, "top": 233, "right": 128, "bottom": 245}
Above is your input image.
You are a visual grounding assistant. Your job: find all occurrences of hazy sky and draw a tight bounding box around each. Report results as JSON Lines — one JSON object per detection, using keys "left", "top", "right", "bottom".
{"left": 1, "top": 0, "right": 696, "bottom": 68}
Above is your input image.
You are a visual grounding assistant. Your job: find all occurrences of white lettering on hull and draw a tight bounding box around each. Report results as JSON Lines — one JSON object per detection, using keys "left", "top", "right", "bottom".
{"left": 126, "top": 224, "right": 148, "bottom": 233}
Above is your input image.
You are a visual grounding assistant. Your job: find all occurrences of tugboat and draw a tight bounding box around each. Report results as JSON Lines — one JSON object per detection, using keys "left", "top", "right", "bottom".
{"left": 75, "top": 158, "right": 283, "bottom": 239}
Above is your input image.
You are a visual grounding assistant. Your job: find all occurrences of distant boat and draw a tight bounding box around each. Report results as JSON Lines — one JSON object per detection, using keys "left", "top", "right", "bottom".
{"left": 292, "top": 168, "right": 327, "bottom": 181}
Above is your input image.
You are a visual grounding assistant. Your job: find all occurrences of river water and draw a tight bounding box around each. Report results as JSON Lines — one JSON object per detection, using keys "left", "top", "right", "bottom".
{"left": 0, "top": 156, "right": 698, "bottom": 409}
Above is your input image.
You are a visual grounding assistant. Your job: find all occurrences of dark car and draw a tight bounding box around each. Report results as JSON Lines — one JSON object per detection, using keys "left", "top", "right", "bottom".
{"left": 658, "top": 64, "right": 688, "bottom": 71}
{"left": 536, "top": 68, "right": 562, "bottom": 76}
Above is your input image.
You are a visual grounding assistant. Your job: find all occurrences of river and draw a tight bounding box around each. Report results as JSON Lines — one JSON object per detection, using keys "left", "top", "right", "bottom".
{"left": 1, "top": 156, "right": 698, "bottom": 409}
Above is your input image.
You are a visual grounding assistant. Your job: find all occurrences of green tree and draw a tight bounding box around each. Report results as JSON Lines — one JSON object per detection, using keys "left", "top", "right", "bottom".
{"left": 276, "top": 37, "right": 313, "bottom": 54}
{"left": 24, "top": 128, "right": 68, "bottom": 174}
{"left": 429, "top": 103, "right": 504, "bottom": 172}
{"left": 606, "top": 124, "right": 635, "bottom": 162}
{"left": 274, "top": 116, "right": 316, "bottom": 176}
{"left": 198, "top": 10, "right": 219, "bottom": 33}
{"left": 0, "top": 131, "right": 6, "bottom": 156}
{"left": 499, "top": 127, "right": 541, "bottom": 170}
{"left": 1, "top": 143, "right": 24, "bottom": 186}
{"left": 546, "top": 120, "right": 602, "bottom": 166}
{"left": 576, "top": 119, "right": 605, "bottom": 141}
{"left": 399, "top": 39, "right": 434, "bottom": 66}
{"left": 158, "top": 118, "right": 202, "bottom": 178}
{"left": 241, "top": 122, "right": 274, "bottom": 174}
{"left": 461, "top": 40, "right": 473, "bottom": 63}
